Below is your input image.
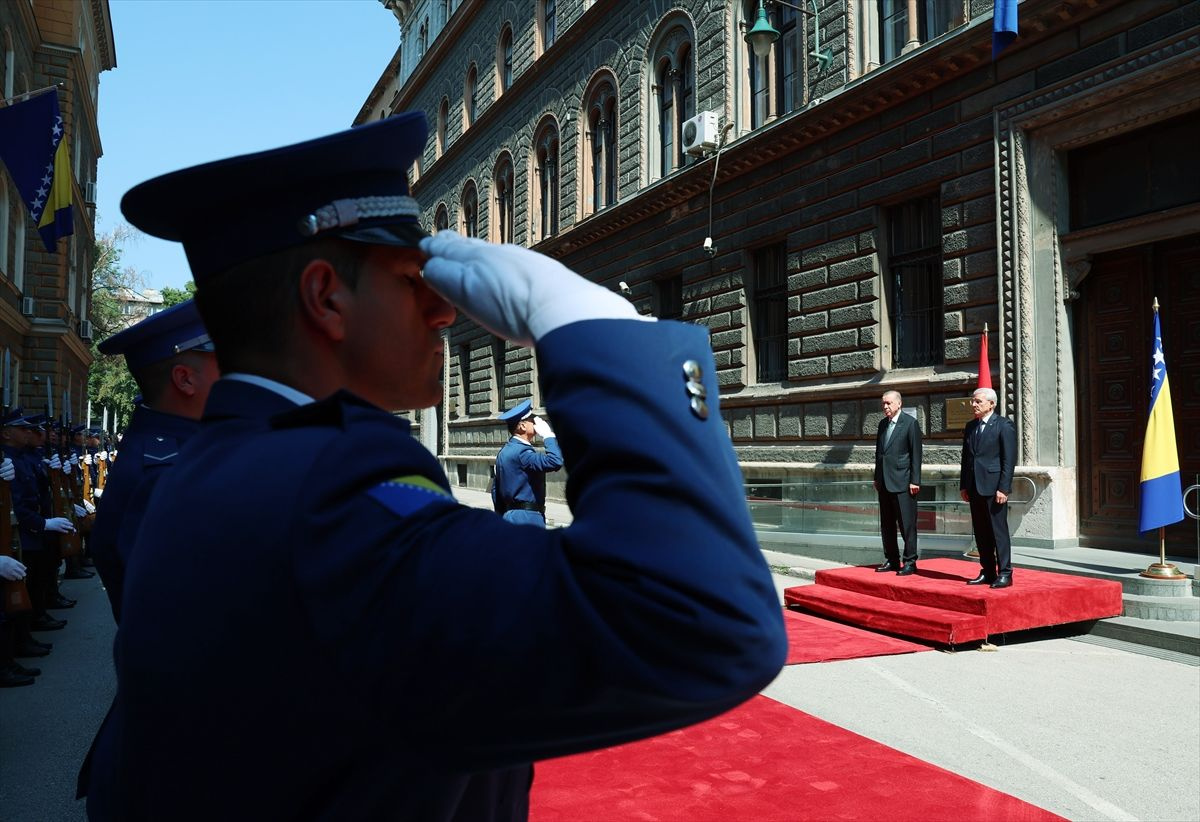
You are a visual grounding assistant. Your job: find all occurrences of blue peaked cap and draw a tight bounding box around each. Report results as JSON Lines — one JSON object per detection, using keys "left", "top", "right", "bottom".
{"left": 498, "top": 399, "right": 533, "bottom": 422}
{"left": 98, "top": 299, "right": 212, "bottom": 372}
{"left": 119, "top": 113, "right": 430, "bottom": 282}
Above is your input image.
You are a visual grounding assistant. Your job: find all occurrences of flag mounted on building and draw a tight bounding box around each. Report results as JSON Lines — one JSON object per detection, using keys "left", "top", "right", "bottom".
{"left": 993, "top": 0, "right": 1019, "bottom": 58}
{"left": 1138, "top": 300, "right": 1184, "bottom": 533}
{"left": 977, "top": 324, "right": 992, "bottom": 390}
{"left": 0, "top": 87, "right": 75, "bottom": 252}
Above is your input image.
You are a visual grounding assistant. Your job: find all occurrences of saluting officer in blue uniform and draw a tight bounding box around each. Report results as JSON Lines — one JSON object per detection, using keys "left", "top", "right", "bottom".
{"left": 86, "top": 299, "right": 219, "bottom": 623}
{"left": 81, "top": 113, "right": 785, "bottom": 821}
{"left": 493, "top": 399, "right": 562, "bottom": 526}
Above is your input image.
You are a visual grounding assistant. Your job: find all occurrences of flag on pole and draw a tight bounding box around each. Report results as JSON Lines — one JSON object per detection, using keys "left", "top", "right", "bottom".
{"left": 1138, "top": 302, "right": 1184, "bottom": 533}
{"left": 993, "top": 0, "right": 1019, "bottom": 58}
{"left": 977, "top": 325, "right": 992, "bottom": 390}
{"left": 0, "top": 88, "right": 75, "bottom": 252}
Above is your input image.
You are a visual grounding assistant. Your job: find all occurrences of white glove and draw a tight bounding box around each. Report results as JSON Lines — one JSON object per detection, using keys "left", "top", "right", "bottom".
{"left": 69, "top": 454, "right": 79, "bottom": 467}
{"left": 44, "top": 517, "right": 75, "bottom": 534}
{"left": 93, "top": 487, "right": 104, "bottom": 499}
{"left": 98, "top": 450, "right": 108, "bottom": 461}
{"left": 533, "top": 416, "right": 555, "bottom": 440}
{"left": 49, "top": 454, "right": 61, "bottom": 469}
{"left": 84, "top": 453, "right": 93, "bottom": 465}
{"left": 74, "top": 504, "right": 88, "bottom": 517}
{"left": 83, "top": 499, "right": 96, "bottom": 514}
{"left": 0, "top": 555, "right": 27, "bottom": 581}
{"left": 420, "top": 231, "right": 651, "bottom": 347}
{"left": 60, "top": 463, "right": 72, "bottom": 475}
{"left": 0, "top": 457, "right": 14, "bottom": 482}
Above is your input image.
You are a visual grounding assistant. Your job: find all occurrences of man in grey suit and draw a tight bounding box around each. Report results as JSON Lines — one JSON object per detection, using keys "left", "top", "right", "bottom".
{"left": 959, "top": 387, "right": 1018, "bottom": 588}
{"left": 874, "top": 391, "right": 922, "bottom": 575}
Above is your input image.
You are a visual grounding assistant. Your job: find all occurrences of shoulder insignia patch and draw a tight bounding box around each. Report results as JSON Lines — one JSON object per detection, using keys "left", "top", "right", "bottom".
{"left": 367, "top": 475, "right": 455, "bottom": 518}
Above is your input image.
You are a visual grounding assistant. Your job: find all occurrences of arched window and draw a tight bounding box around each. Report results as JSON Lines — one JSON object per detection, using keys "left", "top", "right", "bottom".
{"left": 492, "top": 154, "right": 515, "bottom": 244}
{"left": 464, "top": 64, "right": 478, "bottom": 128}
{"left": 435, "top": 203, "right": 449, "bottom": 233}
{"left": 496, "top": 24, "right": 513, "bottom": 94}
{"left": 532, "top": 120, "right": 560, "bottom": 242}
{"left": 582, "top": 74, "right": 618, "bottom": 217}
{"left": 461, "top": 182, "right": 479, "bottom": 238}
{"left": 745, "top": 1, "right": 799, "bottom": 129}
{"left": 647, "top": 22, "right": 695, "bottom": 182}
{"left": 436, "top": 97, "right": 448, "bottom": 157}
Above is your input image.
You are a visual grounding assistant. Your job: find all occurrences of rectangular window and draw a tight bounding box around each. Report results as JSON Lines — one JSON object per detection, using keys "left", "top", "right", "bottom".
{"left": 457, "top": 343, "right": 471, "bottom": 417}
{"left": 656, "top": 275, "right": 683, "bottom": 320}
{"left": 492, "top": 338, "right": 506, "bottom": 413}
{"left": 887, "top": 195, "right": 943, "bottom": 367}
{"left": 545, "top": 0, "right": 557, "bottom": 48}
{"left": 877, "top": 0, "right": 961, "bottom": 66}
{"left": 751, "top": 244, "right": 788, "bottom": 383}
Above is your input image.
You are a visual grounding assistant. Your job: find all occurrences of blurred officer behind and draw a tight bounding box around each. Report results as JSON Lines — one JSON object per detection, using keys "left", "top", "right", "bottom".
{"left": 493, "top": 399, "right": 563, "bottom": 526}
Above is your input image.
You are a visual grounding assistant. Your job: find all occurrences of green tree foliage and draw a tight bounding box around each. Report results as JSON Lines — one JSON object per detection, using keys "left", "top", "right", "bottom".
{"left": 87, "top": 227, "right": 144, "bottom": 432}
{"left": 160, "top": 281, "right": 196, "bottom": 307}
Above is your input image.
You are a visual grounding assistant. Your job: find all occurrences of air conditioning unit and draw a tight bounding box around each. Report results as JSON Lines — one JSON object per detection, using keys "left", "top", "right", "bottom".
{"left": 21, "top": 296, "right": 35, "bottom": 316}
{"left": 682, "top": 111, "right": 720, "bottom": 156}
{"left": 84, "top": 180, "right": 97, "bottom": 205}
{"left": 79, "top": 320, "right": 93, "bottom": 341}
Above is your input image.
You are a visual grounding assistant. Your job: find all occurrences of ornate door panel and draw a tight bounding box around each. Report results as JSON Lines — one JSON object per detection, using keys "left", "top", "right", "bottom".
{"left": 1077, "top": 236, "right": 1200, "bottom": 550}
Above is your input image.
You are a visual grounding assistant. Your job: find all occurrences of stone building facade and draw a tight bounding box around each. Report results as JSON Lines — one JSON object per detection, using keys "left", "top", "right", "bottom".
{"left": 360, "top": 0, "right": 1199, "bottom": 555}
{"left": 1, "top": 0, "right": 114, "bottom": 421}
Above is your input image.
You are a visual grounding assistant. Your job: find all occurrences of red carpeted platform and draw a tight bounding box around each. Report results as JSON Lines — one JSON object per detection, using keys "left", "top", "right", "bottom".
{"left": 784, "top": 558, "right": 1123, "bottom": 646}
{"left": 783, "top": 607, "right": 931, "bottom": 664}
{"left": 531, "top": 695, "right": 1065, "bottom": 821}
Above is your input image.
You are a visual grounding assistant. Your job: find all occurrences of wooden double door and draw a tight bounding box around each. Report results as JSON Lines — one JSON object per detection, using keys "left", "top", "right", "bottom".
{"left": 1076, "top": 235, "right": 1200, "bottom": 551}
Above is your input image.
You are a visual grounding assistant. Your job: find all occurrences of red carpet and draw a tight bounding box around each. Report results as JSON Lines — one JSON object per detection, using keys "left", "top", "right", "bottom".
{"left": 783, "top": 607, "right": 931, "bottom": 664}
{"left": 531, "top": 695, "right": 1064, "bottom": 821}
{"left": 785, "top": 558, "right": 1123, "bottom": 645}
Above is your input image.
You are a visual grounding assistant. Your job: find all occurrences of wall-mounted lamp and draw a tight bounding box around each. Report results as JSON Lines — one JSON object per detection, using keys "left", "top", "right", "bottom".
{"left": 743, "top": 0, "right": 834, "bottom": 72}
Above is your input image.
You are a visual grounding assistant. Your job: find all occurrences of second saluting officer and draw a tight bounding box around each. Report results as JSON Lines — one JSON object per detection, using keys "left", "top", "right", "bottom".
{"left": 493, "top": 398, "right": 562, "bottom": 526}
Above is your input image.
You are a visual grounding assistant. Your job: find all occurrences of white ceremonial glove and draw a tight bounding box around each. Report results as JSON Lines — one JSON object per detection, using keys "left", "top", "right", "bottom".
{"left": 533, "top": 416, "right": 556, "bottom": 440}
{"left": 98, "top": 450, "right": 108, "bottom": 461}
{"left": 49, "top": 454, "right": 61, "bottom": 470}
{"left": 84, "top": 453, "right": 93, "bottom": 465}
{"left": 0, "top": 457, "right": 14, "bottom": 482}
{"left": 44, "top": 517, "right": 75, "bottom": 534}
{"left": 70, "top": 454, "right": 79, "bottom": 467}
{"left": 60, "top": 463, "right": 73, "bottom": 475}
{"left": 420, "top": 231, "right": 651, "bottom": 347}
{"left": 74, "top": 504, "right": 88, "bottom": 518}
{"left": 93, "top": 487, "right": 104, "bottom": 499}
{"left": 0, "top": 555, "right": 27, "bottom": 581}
{"left": 83, "top": 499, "right": 96, "bottom": 514}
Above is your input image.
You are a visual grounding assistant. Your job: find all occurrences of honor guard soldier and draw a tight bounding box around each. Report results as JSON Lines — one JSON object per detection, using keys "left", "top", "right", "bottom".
{"left": 80, "top": 113, "right": 785, "bottom": 821}
{"left": 493, "top": 398, "right": 563, "bottom": 526}
{"left": 88, "top": 299, "right": 219, "bottom": 623}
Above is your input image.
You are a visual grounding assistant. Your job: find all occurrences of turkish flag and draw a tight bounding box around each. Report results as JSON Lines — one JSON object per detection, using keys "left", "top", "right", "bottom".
{"left": 978, "top": 330, "right": 992, "bottom": 389}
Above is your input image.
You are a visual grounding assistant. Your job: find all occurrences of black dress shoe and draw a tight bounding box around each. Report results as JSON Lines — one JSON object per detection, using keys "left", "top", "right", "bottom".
{"left": 875, "top": 560, "right": 898, "bottom": 572}
{"left": 14, "top": 643, "right": 51, "bottom": 658}
{"left": 0, "top": 668, "right": 34, "bottom": 687}
{"left": 30, "top": 614, "right": 67, "bottom": 631}
{"left": 8, "top": 661, "right": 41, "bottom": 677}
{"left": 48, "top": 594, "right": 77, "bottom": 609}
{"left": 896, "top": 561, "right": 917, "bottom": 576}
{"left": 63, "top": 569, "right": 95, "bottom": 579}
{"left": 990, "top": 574, "right": 1013, "bottom": 589}
{"left": 966, "top": 572, "right": 995, "bottom": 586}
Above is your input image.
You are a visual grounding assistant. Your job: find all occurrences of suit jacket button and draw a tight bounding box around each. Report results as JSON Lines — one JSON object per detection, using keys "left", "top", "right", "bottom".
{"left": 690, "top": 396, "right": 709, "bottom": 420}
{"left": 682, "top": 360, "right": 702, "bottom": 381}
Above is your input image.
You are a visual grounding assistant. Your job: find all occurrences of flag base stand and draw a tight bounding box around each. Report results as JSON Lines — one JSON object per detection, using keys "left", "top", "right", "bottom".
{"left": 1140, "top": 562, "right": 1186, "bottom": 580}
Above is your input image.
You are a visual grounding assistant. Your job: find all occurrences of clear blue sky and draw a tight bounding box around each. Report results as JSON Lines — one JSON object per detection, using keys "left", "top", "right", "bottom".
{"left": 96, "top": 0, "right": 401, "bottom": 291}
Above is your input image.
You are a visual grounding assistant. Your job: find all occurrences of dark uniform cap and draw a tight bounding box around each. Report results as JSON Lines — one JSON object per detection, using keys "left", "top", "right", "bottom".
{"left": 1, "top": 407, "right": 33, "bottom": 427}
{"left": 98, "top": 299, "right": 213, "bottom": 372}
{"left": 120, "top": 113, "right": 430, "bottom": 282}
{"left": 497, "top": 399, "right": 534, "bottom": 422}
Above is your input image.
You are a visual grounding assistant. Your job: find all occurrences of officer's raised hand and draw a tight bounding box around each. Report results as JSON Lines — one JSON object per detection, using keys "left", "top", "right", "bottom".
{"left": 420, "top": 230, "right": 652, "bottom": 347}
{"left": 532, "top": 416, "right": 556, "bottom": 440}
{"left": 44, "top": 517, "right": 75, "bottom": 534}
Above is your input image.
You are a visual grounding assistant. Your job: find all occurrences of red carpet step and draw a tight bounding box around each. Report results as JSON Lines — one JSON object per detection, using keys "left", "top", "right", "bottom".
{"left": 531, "top": 695, "right": 1065, "bottom": 821}
{"left": 784, "top": 558, "right": 1123, "bottom": 646}
{"left": 782, "top": 608, "right": 933, "bottom": 663}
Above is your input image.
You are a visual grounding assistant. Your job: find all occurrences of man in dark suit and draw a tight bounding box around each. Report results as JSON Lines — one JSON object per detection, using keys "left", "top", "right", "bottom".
{"left": 959, "top": 387, "right": 1018, "bottom": 588}
{"left": 873, "top": 391, "right": 922, "bottom": 575}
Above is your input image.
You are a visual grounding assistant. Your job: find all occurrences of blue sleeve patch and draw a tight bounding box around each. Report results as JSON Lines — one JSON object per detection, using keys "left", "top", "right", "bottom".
{"left": 367, "top": 476, "right": 456, "bottom": 518}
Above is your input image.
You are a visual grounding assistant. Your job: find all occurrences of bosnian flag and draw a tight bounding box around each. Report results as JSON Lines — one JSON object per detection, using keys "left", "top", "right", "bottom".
{"left": 993, "top": 0, "right": 1019, "bottom": 58}
{"left": 1138, "top": 305, "right": 1184, "bottom": 532}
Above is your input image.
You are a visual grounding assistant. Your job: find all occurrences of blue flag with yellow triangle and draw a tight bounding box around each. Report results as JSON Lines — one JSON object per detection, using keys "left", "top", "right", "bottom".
{"left": 1138, "top": 306, "right": 1184, "bottom": 532}
{"left": 0, "top": 89, "right": 75, "bottom": 252}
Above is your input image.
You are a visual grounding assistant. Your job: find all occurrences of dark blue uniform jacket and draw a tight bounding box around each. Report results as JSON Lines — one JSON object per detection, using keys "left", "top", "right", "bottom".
{"left": 6, "top": 446, "right": 53, "bottom": 552}
{"left": 84, "top": 319, "right": 786, "bottom": 821}
{"left": 493, "top": 435, "right": 562, "bottom": 513}
{"left": 89, "top": 404, "right": 200, "bottom": 623}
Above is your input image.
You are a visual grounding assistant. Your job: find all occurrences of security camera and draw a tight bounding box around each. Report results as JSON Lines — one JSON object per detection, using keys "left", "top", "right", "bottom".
{"left": 618, "top": 281, "right": 631, "bottom": 295}
{"left": 702, "top": 237, "right": 714, "bottom": 255}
